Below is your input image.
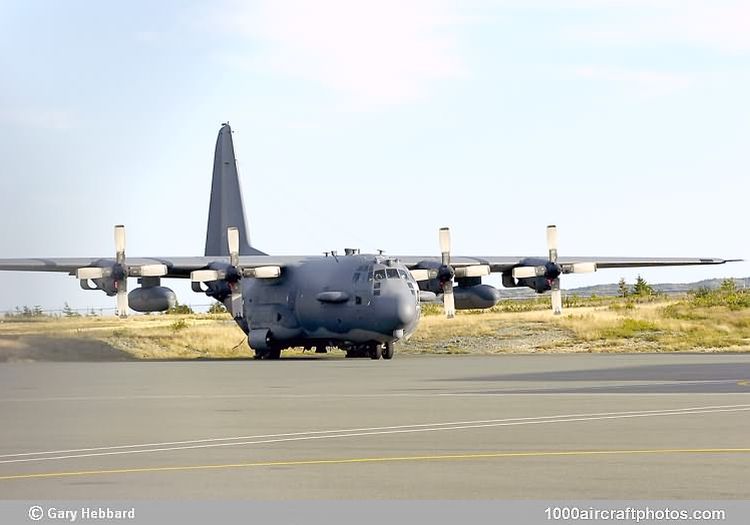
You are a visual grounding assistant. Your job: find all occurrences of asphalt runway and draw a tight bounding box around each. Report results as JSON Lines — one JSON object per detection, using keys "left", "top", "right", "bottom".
{"left": 1, "top": 353, "right": 749, "bottom": 499}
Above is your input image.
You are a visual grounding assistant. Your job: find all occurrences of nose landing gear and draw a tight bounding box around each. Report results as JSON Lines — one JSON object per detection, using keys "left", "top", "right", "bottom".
{"left": 345, "top": 341, "right": 395, "bottom": 360}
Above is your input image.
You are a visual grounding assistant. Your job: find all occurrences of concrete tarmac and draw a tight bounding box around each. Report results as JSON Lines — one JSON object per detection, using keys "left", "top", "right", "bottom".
{"left": 1, "top": 353, "right": 749, "bottom": 499}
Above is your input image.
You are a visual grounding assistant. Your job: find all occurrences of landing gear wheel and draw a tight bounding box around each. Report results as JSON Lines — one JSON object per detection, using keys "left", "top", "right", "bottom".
{"left": 369, "top": 344, "right": 383, "bottom": 360}
{"left": 383, "top": 342, "right": 394, "bottom": 360}
{"left": 254, "top": 348, "right": 282, "bottom": 360}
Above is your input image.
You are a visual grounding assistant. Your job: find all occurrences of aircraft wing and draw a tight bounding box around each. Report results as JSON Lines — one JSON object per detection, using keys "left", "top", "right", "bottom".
{"left": 0, "top": 255, "right": 736, "bottom": 277}
{"left": 396, "top": 256, "right": 736, "bottom": 274}
{"left": 0, "top": 256, "right": 310, "bottom": 278}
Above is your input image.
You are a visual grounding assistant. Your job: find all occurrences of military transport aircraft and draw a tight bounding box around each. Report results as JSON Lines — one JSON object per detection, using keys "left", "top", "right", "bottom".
{"left": 0, "top": 124, "right": 738, "bottom": 359}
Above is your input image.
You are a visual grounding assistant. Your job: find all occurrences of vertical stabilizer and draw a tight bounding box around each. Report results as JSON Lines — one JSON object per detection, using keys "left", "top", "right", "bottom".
{"left": 205, "top": 123, "right": 265, "bottom": 256}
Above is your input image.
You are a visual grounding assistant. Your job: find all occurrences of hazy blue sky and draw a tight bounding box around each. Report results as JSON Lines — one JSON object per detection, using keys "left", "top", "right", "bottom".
{"left": 0, "top": 0, "right": 747, "bottom": 312}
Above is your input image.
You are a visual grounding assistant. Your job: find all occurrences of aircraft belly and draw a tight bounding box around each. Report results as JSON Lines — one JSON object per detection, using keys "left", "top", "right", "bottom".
{"left": 302, "top": 327, "right": 395, "bottom": 344}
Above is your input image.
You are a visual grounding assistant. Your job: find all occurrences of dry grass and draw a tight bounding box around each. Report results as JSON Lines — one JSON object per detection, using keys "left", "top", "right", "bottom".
{"left": 0, "top": 314, "right": 253, "bottom": 360}
{"left": 1, "top": 294, "right": 748, "bottom": 360}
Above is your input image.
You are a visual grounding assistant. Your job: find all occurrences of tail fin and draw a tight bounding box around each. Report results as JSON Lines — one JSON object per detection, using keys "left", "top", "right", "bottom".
{"left": 205, "top": 123, "right": 266, "bottom": 256}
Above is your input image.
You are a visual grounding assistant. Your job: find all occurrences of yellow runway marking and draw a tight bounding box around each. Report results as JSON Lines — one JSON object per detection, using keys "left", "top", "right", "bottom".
{"left": 1, "top": 448, "right": 750, "bottom": 482}
{"left": 738, "top": 380, "right": 750, "bottom": 387}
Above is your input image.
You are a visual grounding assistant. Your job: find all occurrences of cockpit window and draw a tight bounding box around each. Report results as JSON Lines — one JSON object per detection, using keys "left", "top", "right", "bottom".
{"left": 397, "top": 269, "right": 408, "bottom": 280}
{"left": 374, "top": 269, "right": 386, "bottom": 281}
{"left": 386, "top": 269, "right": 399, "bottom": 279}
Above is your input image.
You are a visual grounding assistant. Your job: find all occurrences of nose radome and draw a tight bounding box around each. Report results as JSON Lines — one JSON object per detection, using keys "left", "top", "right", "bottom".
{"left": 395, "top": 292, "right": 418, "bottom": 327}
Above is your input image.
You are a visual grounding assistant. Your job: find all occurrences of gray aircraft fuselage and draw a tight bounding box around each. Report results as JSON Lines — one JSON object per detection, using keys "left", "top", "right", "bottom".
{"left": 237, "top": 254, "right": 420, "bottom": 355}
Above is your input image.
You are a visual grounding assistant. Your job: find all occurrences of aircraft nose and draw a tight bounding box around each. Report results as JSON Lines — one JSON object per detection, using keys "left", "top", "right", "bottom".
{"left": 395, "top": 292, "right": 418, "bottom": 327}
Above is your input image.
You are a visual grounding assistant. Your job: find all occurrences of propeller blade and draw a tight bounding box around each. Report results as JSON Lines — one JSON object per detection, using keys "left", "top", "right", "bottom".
{"left": 114, "top": 225, "right": 126, "bottom": 264}
{"left": 454, "top": 265, "right": 490, "bottom": 278}
{"left": 568, "top": 262, "right": 597, "bottom": 274}
{"left": 442, "top": 283, "right": 456, "bottom": 319}
{"left": 546, "top": 224, "right": 558, "bottom": 263}
{"left": 410, "top": 269, "right": 437, "bottom": 281}
{"left": 247, "top": 266, "right": 281, "bottom": 279}
{"left": 132, "top": 264, "right": 168, "bottom": 277}
{"left": 116, "top": 287, "right": 128, "bottom": 318}
{"left": 410, "top": 269, "right": 430, "bottom": 281}
{"left": 229, "top": 286, "right": 243, "bottom": 318}
{"left": 512, "top": 266, "right": 539, "bottom": 279}
{"left": 76, "top": 267, "right": 105, "bottom": 280}
{"left": 227, "top": 227, "right": 240, "bottom": 267}
{"left": 551, "top": 279, "right": 562, "bottom": 315}
{"left": 439, "top": 227, "right": 451, "bottom": 266}
{"left": 191, "top": 269, "right": 221, "bottom": 282}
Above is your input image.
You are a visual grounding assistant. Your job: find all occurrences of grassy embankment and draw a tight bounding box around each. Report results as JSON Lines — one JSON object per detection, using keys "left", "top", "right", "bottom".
{"left": 1, "top": 283, "right": 748, "bottom": 360}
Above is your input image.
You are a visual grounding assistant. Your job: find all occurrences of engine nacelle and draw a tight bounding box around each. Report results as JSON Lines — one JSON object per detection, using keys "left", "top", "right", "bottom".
{"left": 249, "top": 328, "right": 272, "bottom": 351}
{"left": 128, "top": 286, "right": 177, "bottom": 312}
{"left": 454, "top": 284, "right": 501, "bottom": 310}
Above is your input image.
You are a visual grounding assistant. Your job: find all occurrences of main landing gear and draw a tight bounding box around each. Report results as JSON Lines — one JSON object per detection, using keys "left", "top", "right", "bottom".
{"left": 345, "top": 342, "right": 394, "bottom": 360}
{"left": 254, "top": 348, "right": 281, "bottom": 360}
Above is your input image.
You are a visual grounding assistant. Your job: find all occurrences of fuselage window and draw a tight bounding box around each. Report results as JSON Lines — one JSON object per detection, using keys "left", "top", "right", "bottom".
{"left": 374, "top": 269, "right": 386, "bottom": 281}
{"left": 386, "top": 269, "right": 399, "bottom": 279}
{"left": 353, "top": 272, "right": 361, "bottom": 283}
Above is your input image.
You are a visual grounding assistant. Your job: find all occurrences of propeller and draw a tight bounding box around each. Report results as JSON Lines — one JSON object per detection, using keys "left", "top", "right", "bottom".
{"left": 439, "top": 227, "right": 456, "bottom": 318}
{"left": 190, "top": 226, "right": 281, "bottom": 318}
{"left": 75, "top": 225, "right": 168, "bottom": 318}
{"left": 227, "top": 227, "right": 242, "bottom": 317}
{"left": 510, "top": 225, "right": 597, "bottom": 315}
{"left": 410, "top": 227, "right": 490, "bottom": 319}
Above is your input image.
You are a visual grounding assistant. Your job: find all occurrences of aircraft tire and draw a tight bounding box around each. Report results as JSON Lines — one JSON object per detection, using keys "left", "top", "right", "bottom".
{"left": 254, "top": 348, "right": 282, "bottom": 360}
{"left": 369, "top": 344, "right": 383, "bottom": 360}
{"left": 383, "top": 342, "right": 394, "bottom": 360}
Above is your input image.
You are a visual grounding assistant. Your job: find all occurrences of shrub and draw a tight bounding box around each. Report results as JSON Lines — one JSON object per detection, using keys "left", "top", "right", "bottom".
{"left": 170, "top": 319, "right": 189, "bottom": 332}
{"left": 207, "top": 302, "right": 228, "bottom": 315}
{"left": 167, "top": 302, "right": 194, "bottom": 315}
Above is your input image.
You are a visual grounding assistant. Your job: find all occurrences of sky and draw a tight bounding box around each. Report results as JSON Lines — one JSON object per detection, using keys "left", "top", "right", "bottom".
{"left": 0, "top": 0, "right": 747, "bottom": 313}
